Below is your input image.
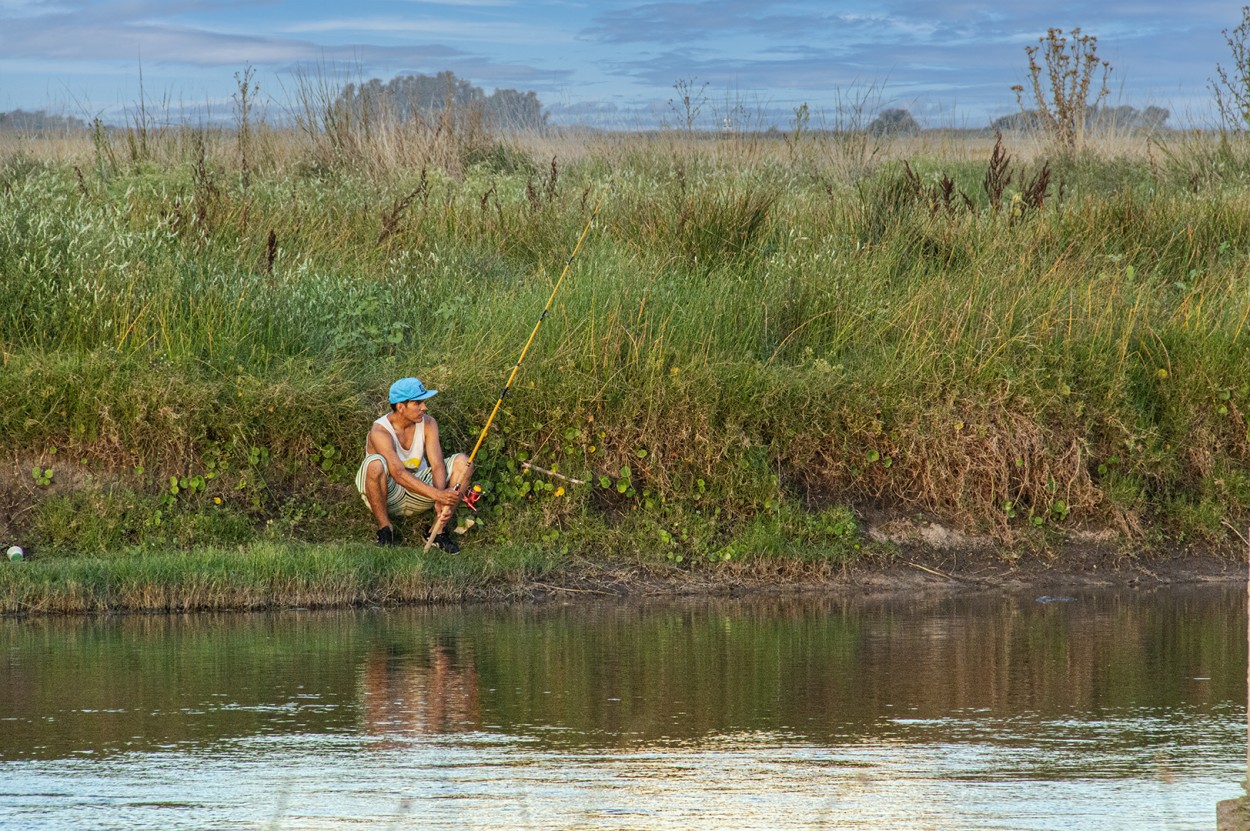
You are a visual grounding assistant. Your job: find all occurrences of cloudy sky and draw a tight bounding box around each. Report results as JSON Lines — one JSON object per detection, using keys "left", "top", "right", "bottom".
{"left": 0, "top": 0, "right": 1239, "bottom": 129}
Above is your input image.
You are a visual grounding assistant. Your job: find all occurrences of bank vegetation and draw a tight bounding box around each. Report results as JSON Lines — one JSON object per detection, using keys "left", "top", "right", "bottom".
{"left": 2, "top": 100, "right": 1249, "bottom": 612}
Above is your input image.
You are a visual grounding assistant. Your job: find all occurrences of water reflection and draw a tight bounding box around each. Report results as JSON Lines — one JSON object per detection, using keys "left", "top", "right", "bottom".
{"left": 0, "top": 587, "right": 1245, "bottom": 829}
{"left": 360, "top": 635, "right": 480, "bottom": 738}
{"left": 0, "top": 589, "right": 1245, "bottom": 758}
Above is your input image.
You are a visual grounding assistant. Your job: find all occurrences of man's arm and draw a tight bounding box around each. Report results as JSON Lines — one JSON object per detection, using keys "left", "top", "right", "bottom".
{"left": 423, "top": 416, "right": 449, "bottom": 490}
{"left": 367, "top": 421, "right": 452, "bottom": 505}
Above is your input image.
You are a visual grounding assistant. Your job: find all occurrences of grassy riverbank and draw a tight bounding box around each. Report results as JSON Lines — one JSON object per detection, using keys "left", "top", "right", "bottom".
{"left": 0, "top": 537, "right": 887, "bottom": 615}
{"left": 0, "top": 541, "right": 565, "bottom": 614}
{"left": 2, "top": 535, "right": 1242, "bottom": 616}
{"left": 2, "top": 117, "right": 1250, "bottom": 593}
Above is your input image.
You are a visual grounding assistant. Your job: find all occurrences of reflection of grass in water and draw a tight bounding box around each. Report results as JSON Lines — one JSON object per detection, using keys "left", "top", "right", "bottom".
{"left": 8, "top": 580, "right": 1240, "bottom": 827}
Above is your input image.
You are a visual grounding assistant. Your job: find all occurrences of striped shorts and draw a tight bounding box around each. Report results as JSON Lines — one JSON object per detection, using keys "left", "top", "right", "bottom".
{"left": 355, "top": 453, "right": 464, "bottom": 518}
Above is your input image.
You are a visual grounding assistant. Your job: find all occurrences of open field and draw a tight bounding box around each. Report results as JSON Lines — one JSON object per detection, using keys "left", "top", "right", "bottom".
{"left": 2, "top": 117, "right": 1249, "bottom": 609}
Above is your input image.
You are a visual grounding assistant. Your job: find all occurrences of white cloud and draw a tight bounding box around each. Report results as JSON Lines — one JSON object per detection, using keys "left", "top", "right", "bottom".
{"left": 282, "top": 16, "right": 564, "bottom": 44}
{"left": 0, "top": 0, "right": 71, "bottom": 16}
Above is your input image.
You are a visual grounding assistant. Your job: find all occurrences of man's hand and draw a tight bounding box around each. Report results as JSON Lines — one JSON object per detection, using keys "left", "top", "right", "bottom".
{"left": 433, "top": 486, "right": 461, "bottom": 511}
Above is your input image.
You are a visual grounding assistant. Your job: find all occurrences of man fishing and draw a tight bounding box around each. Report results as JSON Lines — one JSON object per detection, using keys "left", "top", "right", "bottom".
{"left": 356, "top": 377, "right": 472, "bottom": 552}
{"left": 357, "top": 189, "right": 605, "bottom": 554}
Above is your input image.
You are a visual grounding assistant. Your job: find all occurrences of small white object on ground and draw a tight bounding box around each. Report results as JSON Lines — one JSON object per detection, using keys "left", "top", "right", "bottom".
{"left": 6, "top": 545, "right": 23, "bottom": 561}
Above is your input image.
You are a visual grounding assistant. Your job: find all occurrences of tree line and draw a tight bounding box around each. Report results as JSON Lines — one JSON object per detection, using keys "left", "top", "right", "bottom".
{"left": 0, "top": 72, "right": 548, "bottom": 134}
{"left": 334, "top": 71, "right": 547, "bottom": 132}
{"left": 866, "top": 104, "right": 1170, "bottom": 136}
{"left": 0, "top": 109, "right": 88, "bottom": 133}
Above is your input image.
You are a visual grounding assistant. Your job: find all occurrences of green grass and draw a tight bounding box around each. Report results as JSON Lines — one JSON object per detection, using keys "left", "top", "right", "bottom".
{"left": 0, "top": 541, "right": 568, "bottom": 614}
{"left": 2, "top": 122, "right": 1249, "bottom": 587}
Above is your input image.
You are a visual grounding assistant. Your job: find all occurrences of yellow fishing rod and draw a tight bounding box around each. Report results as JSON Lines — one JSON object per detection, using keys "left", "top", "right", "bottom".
{"left": 424, "top": 184, "right": 610, "bottom": 551}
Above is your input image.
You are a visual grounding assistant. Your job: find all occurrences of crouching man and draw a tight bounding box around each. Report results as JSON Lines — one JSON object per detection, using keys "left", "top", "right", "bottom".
{"left": 356, "top": 377, "right": 473, "bottom": 552}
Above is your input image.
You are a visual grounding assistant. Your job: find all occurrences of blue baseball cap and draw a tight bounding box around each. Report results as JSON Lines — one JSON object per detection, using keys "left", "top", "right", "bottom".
{"left": 389, "top": 377, "right": 438, "bottom": 404}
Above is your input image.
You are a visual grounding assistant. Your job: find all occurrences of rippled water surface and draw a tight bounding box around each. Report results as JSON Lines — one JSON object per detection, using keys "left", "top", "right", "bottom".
{"left": 2, "top": 586, "right": 1245, "bottom": 830}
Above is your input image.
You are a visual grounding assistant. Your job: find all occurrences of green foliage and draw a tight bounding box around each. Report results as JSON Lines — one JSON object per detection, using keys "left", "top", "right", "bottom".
{"left": 2, "top": 125, "right": 1250, "bottom": 566}
{"left": 0, "top": 541, "right": 567, "bottom": 613}
{"left": 30, "top": 487, "right": 253, "bottom": 555}
{"left": 715, "top": 503, "right": 860, "bottom": 563}
{"left": 461, "top": 141, "right": 537, "bottom": 175}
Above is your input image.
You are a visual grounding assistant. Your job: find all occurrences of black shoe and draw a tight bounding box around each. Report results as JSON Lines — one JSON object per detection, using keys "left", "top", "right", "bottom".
{"left": 376, "top": 525, "right": 396, "bottom": 546}
{"left": 424, "top": 526, "right": 460, "bottom": 554}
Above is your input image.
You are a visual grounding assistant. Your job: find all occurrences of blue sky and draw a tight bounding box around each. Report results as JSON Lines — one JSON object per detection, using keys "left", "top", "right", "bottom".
{"left": 0, "top": 0, "right": 1238, "bottom": 128}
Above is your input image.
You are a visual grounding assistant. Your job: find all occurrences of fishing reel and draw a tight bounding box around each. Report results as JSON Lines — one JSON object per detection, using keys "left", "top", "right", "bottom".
{"left": 461, "top": 484, "right": 484, "bottom": 512}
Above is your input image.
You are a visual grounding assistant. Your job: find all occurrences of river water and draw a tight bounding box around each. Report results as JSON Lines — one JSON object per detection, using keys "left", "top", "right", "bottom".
{"left": 1, "top": 586, "right": 1245, "bottom": 830}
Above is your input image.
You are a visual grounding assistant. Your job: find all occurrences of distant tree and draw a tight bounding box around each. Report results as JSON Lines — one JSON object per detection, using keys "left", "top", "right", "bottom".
{"left": 992, "top": 104, "right": 1168, "bottom": 134}
{"left": 867, "top": 108, "right": 920, "bottom": 135}
{"left": 336, "top": 71, "right": 547, "bottom": 132}
{"left": 1141, "top": 106, "right": 1170, "bottom": 130}
{"left": 485, "top": 88, "right": 546, "bottom": 130}
{"left": 1088, "top": 104, "right": 1170, "bottom": 132}
{"left": 0, "top": 109, "right": 88, "bottom": 133}
{"left": 990, "top": 111, "right": 1042, "bottom": 132}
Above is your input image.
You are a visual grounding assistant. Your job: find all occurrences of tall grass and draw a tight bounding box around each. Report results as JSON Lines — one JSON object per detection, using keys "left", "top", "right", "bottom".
{"left": 2, "top": 114, "right": 1249, "bottom": 569}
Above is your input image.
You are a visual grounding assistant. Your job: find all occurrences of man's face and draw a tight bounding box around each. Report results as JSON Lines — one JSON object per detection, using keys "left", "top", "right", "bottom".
{"left": 399, "top": 399, "right": 427, "bottom": 420}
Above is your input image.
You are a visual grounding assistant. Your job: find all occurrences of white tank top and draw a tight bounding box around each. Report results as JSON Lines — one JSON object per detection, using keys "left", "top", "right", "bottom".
{"left": 372, "top": 414, "right": 429, "bottom": 476}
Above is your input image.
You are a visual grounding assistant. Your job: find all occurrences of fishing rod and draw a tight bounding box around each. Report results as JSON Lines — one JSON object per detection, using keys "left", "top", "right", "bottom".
{"left": 424, "top": 185, "right": 610, "bottom": 551}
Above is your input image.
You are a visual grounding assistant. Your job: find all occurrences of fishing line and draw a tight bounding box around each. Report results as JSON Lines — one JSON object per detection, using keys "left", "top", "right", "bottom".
{"left": 424, "top": 183, "right": 611, "bottom": 551}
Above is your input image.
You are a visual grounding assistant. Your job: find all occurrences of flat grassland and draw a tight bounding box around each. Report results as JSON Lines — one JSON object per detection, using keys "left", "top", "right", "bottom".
{"left": 2, "top": 120, "right": 1248, "bottom": 612}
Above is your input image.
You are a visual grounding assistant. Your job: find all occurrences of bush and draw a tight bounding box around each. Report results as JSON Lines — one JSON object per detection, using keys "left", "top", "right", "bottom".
{"left": 1011, "top": 27, "right": 1112, "bottom": 150}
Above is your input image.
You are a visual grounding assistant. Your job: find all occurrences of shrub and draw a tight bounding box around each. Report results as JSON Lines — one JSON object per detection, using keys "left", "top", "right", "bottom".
{"left": 1011, "top": 27, "right": 1112, "bottom": 151}
{"left": 1211, "top": 6, "right": 1250, "bottom": 132}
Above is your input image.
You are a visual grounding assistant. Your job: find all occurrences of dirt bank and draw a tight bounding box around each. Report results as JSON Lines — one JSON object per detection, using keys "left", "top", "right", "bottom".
{"left": 523, "top": 519, "right": 1249, "bottom": 604}
{"left": 2, "top": 513, "right": 1245, "bottom": 617}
